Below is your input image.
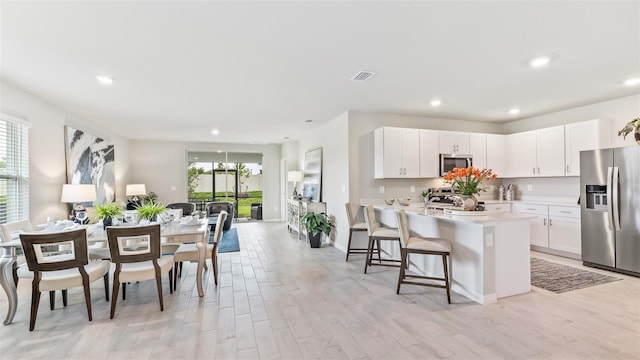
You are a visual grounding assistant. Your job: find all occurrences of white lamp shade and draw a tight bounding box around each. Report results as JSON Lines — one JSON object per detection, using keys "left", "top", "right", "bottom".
{"left": 60, "top": 184, "right": 97, "bottom": 203}
{"left": 126, "top": 184, "right": 147, "bottom": 196}
{"left": 287, "top": 171, "right": 303, "bottom": 182}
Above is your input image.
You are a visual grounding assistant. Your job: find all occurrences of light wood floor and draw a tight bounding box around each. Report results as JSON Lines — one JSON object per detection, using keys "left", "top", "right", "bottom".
{"left": 1, "top": 222, "right": 638, "bottom": 359}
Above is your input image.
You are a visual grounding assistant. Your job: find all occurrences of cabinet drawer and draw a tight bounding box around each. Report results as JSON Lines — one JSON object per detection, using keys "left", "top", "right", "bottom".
{"left": 513, "top": 203, "right": 548, "bottom": 215}
{"left": 484, "top": 203, "right": 511, "bottom": 213}
{"left": 549, "top": 206, "right": 580, "bottom": 218}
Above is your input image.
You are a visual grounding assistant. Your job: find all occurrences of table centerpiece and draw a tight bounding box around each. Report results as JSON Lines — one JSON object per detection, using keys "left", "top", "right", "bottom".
{"left": 443, "top": 166, "right": 497, "bottom": 211}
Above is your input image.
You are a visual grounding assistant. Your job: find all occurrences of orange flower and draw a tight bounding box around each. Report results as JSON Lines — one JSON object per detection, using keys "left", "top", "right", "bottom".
{"left": 442, "top": 166, "right": 498, "bottom": 196}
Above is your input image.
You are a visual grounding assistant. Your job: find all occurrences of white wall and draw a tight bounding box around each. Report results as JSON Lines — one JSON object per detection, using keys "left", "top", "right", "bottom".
{"left": 0, "top": 81, "right": 132, "bottom": 224}
{"left": 129, "top": 140, "right": 281, "bottom": 220}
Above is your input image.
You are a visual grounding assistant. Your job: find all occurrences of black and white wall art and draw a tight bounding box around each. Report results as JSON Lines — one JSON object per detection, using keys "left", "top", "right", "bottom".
{"left": 65, "top": 126, "right": 115, "bottom": 204}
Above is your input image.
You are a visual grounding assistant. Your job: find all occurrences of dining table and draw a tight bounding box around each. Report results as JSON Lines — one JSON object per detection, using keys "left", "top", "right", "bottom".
{"left": 0, "top": 218, "right": 210, "bottom": 325}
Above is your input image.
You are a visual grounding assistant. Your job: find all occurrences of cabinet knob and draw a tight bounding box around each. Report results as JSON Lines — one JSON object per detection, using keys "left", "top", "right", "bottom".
{"left": 543, "top": 218, "right": 547, "bottom": 226}
{"left": 537, "top": 167, "right": 540, "bottom": 174}
{"left": 566, "top": 165, "right": 570, "bottom": 174}
{"left": 533, "top": 167, "right": 536, "bottom": 175}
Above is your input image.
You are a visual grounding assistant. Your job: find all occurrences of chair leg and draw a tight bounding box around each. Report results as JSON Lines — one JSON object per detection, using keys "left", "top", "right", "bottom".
{"left": 103, "top": 273, "right": 110, "bottom": 301}
{"left": 110, "top": 267, "right": 121, "bottom": 319}
{"left": 376, "top": 239, "right": 382, "bottom": 263}
{"left": 442, "top": 254, "right": 451, "bottom": 304}
{"left": 62, "top": 289, "right": 68, "bottom": 307}
{"left": 122, "top": 283, "right": 126, "bottom": 300}
{"left": 364, "top": 236, "right": 375, "bottom": 274}
{"left": 154, "top": 270, "right": 164, "bottom": 312}
{"left": 397, "top": 249, "right": 407, "bottom": 294}
{"left": 174, "top": 263, "right": 178, "bottom": 290}
{"left": 212, "top": 245, "right": 219, "bottom": 286}
{"left": 12, "top": 263, "right": 19, "bottom": 287}
{"left": 29, "top": 275, "right": 42, "bottom": 331}
{"left": 49, "top": 291, "right": 55, "bottom": 310}
{"left": 345, "top": 229, "right": 354, "bottom": 261}
{"left": 80, "top": 271, "right": 92, "bottom": 321}
{"left": 168, "top": 268, "right": 174, "bottom": 294}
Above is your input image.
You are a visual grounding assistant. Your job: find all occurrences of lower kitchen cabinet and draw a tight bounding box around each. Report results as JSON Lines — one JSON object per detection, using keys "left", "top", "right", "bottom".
{"left": 513, "top": 203, "right": 581, "bottom": 258}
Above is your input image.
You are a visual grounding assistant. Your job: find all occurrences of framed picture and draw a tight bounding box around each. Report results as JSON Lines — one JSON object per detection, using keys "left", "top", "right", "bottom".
{"left": 303, "top": 147, "right": 322, "bottom": 202}
{"left": 64, "top": 126, "right": 115, "bottom": 204}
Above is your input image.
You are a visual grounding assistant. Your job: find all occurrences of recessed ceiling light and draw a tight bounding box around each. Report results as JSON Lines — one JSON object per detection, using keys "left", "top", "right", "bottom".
{"left": 529, "top": 57, "right": 550, "bottom": 68}
{"left": 217, "top": 150, "right": 222, "bottom": 153}
{"left": 430, "top": 99, "right": 442, "bottom": 107}
{"left": 211, "top": 129, "right": 220, "bottom": 135}
{"left": 509, "top": 108, "right": 521, "bottom": 115}
{"left": 304, "top": 119, "right": 314, "bottom": 123}
{"left": 95, "top": 75, "right": 113, "bottom": 85}
{"left": 624, "top": 77, "right": 640, "bottom": 86}
{"left": 194, "top": 157, "right": 198, "bottom": 160}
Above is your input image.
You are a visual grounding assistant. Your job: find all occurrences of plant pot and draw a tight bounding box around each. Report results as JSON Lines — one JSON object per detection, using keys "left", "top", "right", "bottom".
{"left": 308, "top": 232, "right": 322, "bottom": 248}
{"left": 103, "top": 217, "right": 112, "bottom": 230}
{"left": 459, "top": 195, "right": 478, "bottom": 211}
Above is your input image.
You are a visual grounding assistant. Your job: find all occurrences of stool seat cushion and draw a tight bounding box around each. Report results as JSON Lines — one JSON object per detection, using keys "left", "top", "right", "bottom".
{"left": 407, "top": 237, "right": 451, "bottom": 253}
{"left": 371, "top": 227, "right": 399, "bottom": 238}
{"left": 352, "top": 222, "right": 367, "bottom": 230}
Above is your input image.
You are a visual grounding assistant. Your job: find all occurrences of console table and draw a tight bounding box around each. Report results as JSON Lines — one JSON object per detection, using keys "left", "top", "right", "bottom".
{"left": 287, "top": 199, "right": 326, "bottom": 239}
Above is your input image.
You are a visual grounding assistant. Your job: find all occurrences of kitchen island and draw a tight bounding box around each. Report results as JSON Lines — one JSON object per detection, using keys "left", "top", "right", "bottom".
{"left": 370, "top": 204, "right": 534, "bottom": 304}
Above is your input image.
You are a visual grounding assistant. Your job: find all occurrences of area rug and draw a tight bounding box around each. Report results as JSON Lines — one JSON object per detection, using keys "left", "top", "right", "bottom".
{"left": 530, "top": 257, "right": 621, "bottom": 293}
{"left": 216, "top": 227, "right": 240, "bottom": 253}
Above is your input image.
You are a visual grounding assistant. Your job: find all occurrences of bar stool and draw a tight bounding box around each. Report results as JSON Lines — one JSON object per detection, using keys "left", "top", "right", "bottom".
{"left": 395, "top": 210, "right": 451, "bottom": 303}
{"left": 345, "top": 202, "right": 369, "bottom": 261}
{"left": 363, "top": 204, "right": 402, "bottom": 274}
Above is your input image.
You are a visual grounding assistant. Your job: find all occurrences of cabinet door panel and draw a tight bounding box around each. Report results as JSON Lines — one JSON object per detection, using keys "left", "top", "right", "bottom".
{"left": 549, "top": 216, "right": 581, "bottom": 254}
{"left": 439, "top": 131, "right": 469, "bottom": 154}
{"left": 530, "top": 215, "right": 549, "bottom": 247}
{"left": 536, "top": 125, "right": 565, "bottom": 176}
{"left": 486, "top": 134, "right": 507, "bottom": 176}
{"left": 383, "top": 128, "right": 402, "bottom": 178}
{"left": 419, "top": 130, "right": 439, "bottom": 177}
{"left": 402, "top": 129, "right": 420, "bottom": 177}
{"left": 469, "top": 133, "right": 487, "bottom": 169}
{"left": 507, "top": 131, "right": 537, "bottom": 177}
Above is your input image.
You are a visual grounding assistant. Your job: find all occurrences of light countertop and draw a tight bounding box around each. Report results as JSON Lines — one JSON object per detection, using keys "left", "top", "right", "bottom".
{"left": 372, "top": 204, "right": 535, "bottom": 224}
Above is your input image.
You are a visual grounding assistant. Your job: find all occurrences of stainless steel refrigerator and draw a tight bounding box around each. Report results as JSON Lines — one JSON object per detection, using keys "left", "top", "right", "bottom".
{"left": 580, "top": 146, "right": 640, "bottom": 276}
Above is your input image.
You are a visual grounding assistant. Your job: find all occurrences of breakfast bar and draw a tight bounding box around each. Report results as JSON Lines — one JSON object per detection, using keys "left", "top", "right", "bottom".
{"left": 370, "top": 204, "right": 534, "bottom": 304}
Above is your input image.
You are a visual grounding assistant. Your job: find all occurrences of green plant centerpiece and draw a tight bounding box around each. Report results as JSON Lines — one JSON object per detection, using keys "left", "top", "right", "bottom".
{"left": 95, "top": 202, "right": 124, "bottom": 229}
{"left": 421, "top": 190, "right": 431, "bottom": 207}
{"left": 617, "top": 117, "right": 640, "bottom": 145}
{"left": 300, "top": 212, "right": 334, "bottom": 248}
{"left": 136, "top": 199, "right": 167, "bottom": 222}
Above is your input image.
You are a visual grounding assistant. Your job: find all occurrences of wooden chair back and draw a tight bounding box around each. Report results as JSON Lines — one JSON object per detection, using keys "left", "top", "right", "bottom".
{"left": 106, "top": 224, "right": 161, "bottom": 264}
{"left": 19, "top": 229, "right": 89, "bottom": 272}
{"left": 211, "top": 211, "right": 228, "bottom": 245}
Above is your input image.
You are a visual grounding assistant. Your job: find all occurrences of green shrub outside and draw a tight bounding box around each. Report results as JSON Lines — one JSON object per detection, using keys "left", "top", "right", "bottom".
{"left": 189, "top": 191, "right": 262, "bottom": 217}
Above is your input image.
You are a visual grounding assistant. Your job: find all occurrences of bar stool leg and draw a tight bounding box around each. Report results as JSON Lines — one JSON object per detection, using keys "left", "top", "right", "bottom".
{"left": 442, "top": 254, "right": 451, "bottom": 304}
{"left": 397, "top": 249, "right": 408, "bottom": 294}
{"left": 364, "top": 236, "right": 375, "bottom": 274}
{"left": 345, "top": 229, "right": 354, "bottom": 261}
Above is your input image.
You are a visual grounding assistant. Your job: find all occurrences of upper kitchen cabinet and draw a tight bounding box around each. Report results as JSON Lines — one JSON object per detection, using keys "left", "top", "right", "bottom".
{"left": 564, "top": 119, "right": 610, "bottom": 176}
{"left": 486, "top": 134, "right": 507, "bottom": 176}
{"left": 507, "top": 126, "right": 565, "bottom": 177}
{"left": 374, "top": 127, "right": 420, "bottom": 179}
{"left": 536, "top": 125, "right": 565, "bottom": 176}
{"left": 419, "top": 129, "right": 440, "bottom": 178}
{"left": 439, "top": 131, "right": 469, "bottom": 154}
{"left": 469, "top": 133, "right": 487, "bottom": 169}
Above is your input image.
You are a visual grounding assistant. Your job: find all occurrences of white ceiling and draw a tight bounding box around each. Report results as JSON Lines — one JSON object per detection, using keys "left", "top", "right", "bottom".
{"left": 2, "top": 1, "right": 639, "bottom": 144}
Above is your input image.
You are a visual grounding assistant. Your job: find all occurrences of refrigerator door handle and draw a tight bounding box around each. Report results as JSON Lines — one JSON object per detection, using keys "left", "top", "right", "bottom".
{"left": 612, "top": 166, "right": 621, "bottom": 231}
{"left": 606, "top": 166, "right": 614, "bottom": 231}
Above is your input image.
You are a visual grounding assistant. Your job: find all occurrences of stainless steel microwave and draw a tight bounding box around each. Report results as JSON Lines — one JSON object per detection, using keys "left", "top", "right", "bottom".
{"left": 439, "top": 154, "right": 473, "bottom": 176}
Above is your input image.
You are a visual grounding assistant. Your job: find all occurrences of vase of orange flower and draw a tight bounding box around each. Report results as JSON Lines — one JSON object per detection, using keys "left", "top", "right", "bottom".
{"left": 443, "top": 167, "right": 498, "bottom": 211}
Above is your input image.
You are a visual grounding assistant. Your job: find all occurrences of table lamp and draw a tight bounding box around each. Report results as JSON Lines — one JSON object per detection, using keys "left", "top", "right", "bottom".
{"left": 287, "top": 171, "right": 303, "bottom": 199}
{"left": 126, "top": 183, "right": 146, "bottom": 210}
{"left": 60, "top": 184, "right": 97, "bottom": 224}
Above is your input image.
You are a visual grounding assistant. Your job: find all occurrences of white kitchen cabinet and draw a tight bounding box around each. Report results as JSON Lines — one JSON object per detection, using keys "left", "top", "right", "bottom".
{"left": 548, "top": 206, "right": 581, "bottom": 255}
{"left": 469, "top": 133, "right": 486, "bottom": 169}
{"left": 419, "top": 129, "right": 440, "bottom": 178}
{"left": 536, "top": 125, "right": 565, "bottom": 176}
{"left": 486, "top": 134, "right": 507, "bottom": 176}
{"left": 506, "top": 126, "right": 564, "bottom": 177}
{"left": 564, "top": 119, "right": 610, "bottom": 176}
{"left": 374, "top": 127, "right": 420, "bottom": 179}
{"left": 439, "top": 131, "right": 469, "bottom": 154}
{"left": 514, "top": 203, "right": 549, "bottom": 247}
{"left": 507, "top": 131, "right": 537, "bottom": 177}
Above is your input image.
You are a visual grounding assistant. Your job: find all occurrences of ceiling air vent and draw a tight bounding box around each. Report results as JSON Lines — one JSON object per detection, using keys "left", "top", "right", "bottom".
{"left": 351, "top": 70, "right": 376, "bottom": 82}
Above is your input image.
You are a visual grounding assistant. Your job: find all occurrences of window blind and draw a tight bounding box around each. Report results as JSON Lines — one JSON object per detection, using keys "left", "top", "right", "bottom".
{"left": 0, "top": 113, "right": 30, "bottom": 224}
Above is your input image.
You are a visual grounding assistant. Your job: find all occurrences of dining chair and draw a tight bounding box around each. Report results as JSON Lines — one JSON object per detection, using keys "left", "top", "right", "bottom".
{"left": 173, "top": 211, "right": 227, "bottom": 289}
{"left": 395, "top": 210, "right": 451, "bottom": 303}
{"left": 106, "top": 224, "right": 174, "bottom": 319}
{"left": 344, "top": 202, "right": 368, "bottom": 261}
{"left": 0, "top": 220, "right": 34, "bottom": 286}
{"left": 18, "top": 228, "right": 111, "bottom": 331}
{"left": 363, "top": 204, "right": 402, "bottom": 274}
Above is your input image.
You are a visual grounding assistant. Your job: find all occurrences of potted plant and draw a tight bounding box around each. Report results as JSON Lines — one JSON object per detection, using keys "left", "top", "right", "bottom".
{"left": 617, "top": 117, "right": 640, "bottom": 145}
{"left": 136, "top": 199, "right": 167, "bottom": 221}
{"left": 300, "top": 212, "right": 334, "bottom": 248}
{"left": 95, "top": 202, "right": 124, "bottom": 229}
{"left": 421, "top": 190, "right": 431, "bottom": 207}
{"left": 443, "top": 166, "right": 498, "bottom": 211}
